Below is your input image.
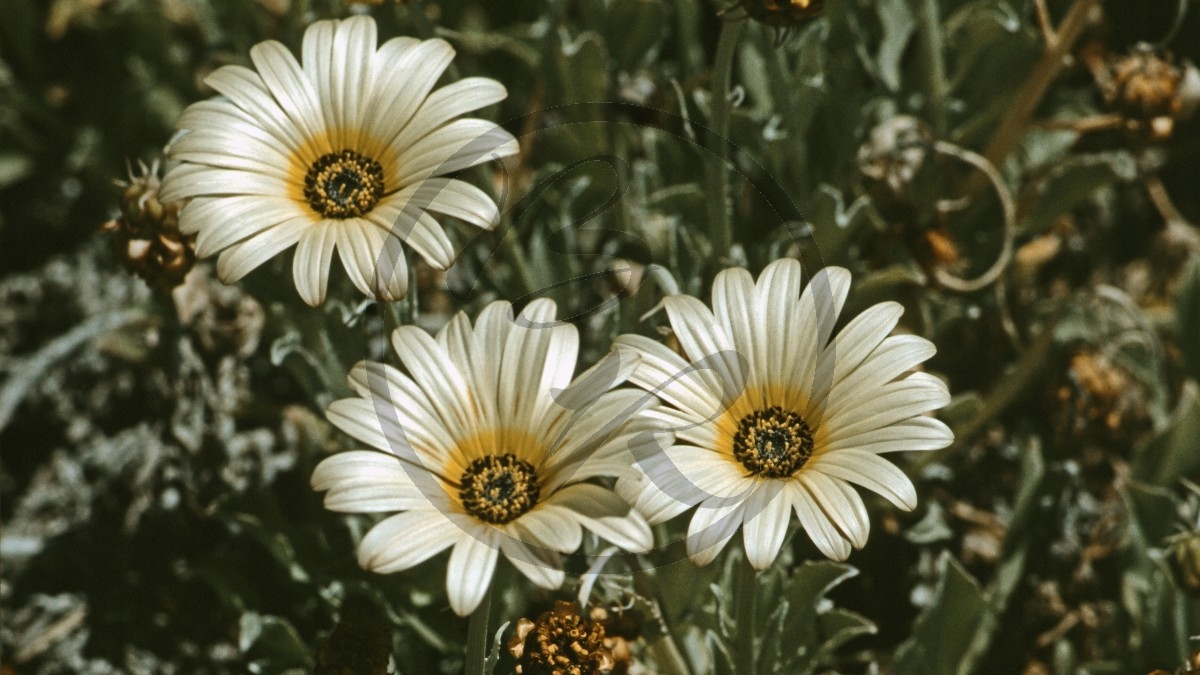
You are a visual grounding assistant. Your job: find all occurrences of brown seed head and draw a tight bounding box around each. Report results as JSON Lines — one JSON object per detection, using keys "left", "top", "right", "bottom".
{"left": 104, "top": 160, "right": 194, "bottom": 292}
{"left": 508, "top": 601, "right": 614, "bottom": 675}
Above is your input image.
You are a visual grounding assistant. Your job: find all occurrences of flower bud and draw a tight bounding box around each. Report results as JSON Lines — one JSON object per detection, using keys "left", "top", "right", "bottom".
{"left": 740, "top": 0, "right": 825, "bottom": 28}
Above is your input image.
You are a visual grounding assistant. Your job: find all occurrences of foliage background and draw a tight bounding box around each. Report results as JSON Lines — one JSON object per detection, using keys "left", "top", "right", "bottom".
{"left": 2, "top": 0, "right": 1200, "bottom": 673}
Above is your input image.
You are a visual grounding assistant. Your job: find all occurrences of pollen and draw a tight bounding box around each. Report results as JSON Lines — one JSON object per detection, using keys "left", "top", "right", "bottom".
{"left": 459, "top": 453, "right": 541, "bottom": 524}
{"left": 732, "top": 406, "right": 814, "bottom": 478}
{"left": 303, "top": 149, "right": 385, "bottom": 219}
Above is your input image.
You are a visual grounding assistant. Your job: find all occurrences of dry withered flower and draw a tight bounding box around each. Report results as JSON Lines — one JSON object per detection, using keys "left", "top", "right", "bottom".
{"left": 102, "top": 160, "right": 194, "bottom": 293}
{"left": 739, "top": 0, "right": 825, "bottom": 28}
{"left": 508, "top": 601, "right": 614, "bottom": 675}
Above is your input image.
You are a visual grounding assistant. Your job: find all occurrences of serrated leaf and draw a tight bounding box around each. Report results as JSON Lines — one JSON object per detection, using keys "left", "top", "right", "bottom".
{"left": 892, "top": 553, "right": 987, "bottom": 675}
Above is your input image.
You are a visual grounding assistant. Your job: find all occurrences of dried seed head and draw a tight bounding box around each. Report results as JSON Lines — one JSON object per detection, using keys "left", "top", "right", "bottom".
{"left": 508, "top": 601, "right": 614, "bottom": 675}
{"left": 858, "top": 115, "right": 935, "bottom": 207}
{"left": 103, "top": 160, "right": 195, "bottom": 292}
{"left": 1169, "top": 530, "right": 1200, "bottom": 593}
{"left": 1106, "top": 50, "right": 1189, "bottom": 141}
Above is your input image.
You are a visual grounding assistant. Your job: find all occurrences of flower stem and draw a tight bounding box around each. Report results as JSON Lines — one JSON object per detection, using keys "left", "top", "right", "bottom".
{"left": 734, "top": 553, "right": 758, "bottom": 675}
{"left": 465, "top": 584, "right": 493, "bottom": 675}
{"left": 704, "top": 17, "right": 745, "bottom": 267}
{"left": 919, "top": 0, "right": 948, "bottom": 136}
{"left": 626, "top": 557, "right": 692, "bottom": 675}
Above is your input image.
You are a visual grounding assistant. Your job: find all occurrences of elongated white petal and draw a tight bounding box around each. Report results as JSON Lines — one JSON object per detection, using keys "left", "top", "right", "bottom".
{"left": 394, "top": 78, "right": 508, "bottom": 151}
{"left": 293, "top": 225, "right": 338, "bottom": 306}
{"left": 686, "top": 497, "right": 746, "bottom": 567}
{"left": 358, "top": 510, "right": 461, "bottom": 573}
{"left": 808, "top": 449, "right": 918, "bottom": 511}
{"left": 447, "top": 533, "right": 500, "bottom": 616}
{"left": 742, "top": 481, "right": 792, "bottom": 570}
{"left": 312, "top": 450, "right": 437, "bottom": 512}
{"left": 215, "top": 219, "right": 306, "bottom": 282}
{"left": 500, "top": 535, "right": 566, "bottom": 589}
{"left": 791, "top": 481, "right": 852, "bottom": 561}
{"left": 549, "top": 483, "right": 653, "bottom": 552}
{"left": 392, "top": 178, "right": 500, "bottom": 230}
{"left": 799, "top": 471, "right": 869, "bottom": 549}
{"left": 393, "top": 119, "right": 519, "bottom": 185}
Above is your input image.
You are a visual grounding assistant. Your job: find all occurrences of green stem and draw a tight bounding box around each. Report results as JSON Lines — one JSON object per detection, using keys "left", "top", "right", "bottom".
{"left": 704, "top": 18, "right": 745, "bottom": 266}
{"left": 465, "top": 584, "right": 493, "bottom": 675}
{"left": 626, "top": 557, "right": 692, "bottom": 675}
{"left": 734, "top": 553, "right": 758, "bottom": 675}
{"left": 919, "top": 0, "right": 948, "bottom": 136}
{"left": 497, "top": 218, "right": 538, "bottom": 298}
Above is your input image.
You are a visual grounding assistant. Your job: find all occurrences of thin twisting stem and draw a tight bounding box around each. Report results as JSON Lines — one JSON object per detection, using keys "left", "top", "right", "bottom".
{"left": 931, "top": 141, "right": 1016, "bottom": 293}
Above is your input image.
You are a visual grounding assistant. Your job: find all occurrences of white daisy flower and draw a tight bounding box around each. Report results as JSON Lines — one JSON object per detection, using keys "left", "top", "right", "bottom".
{"left": 160, "top": 16, "right": 518, "bottom": 306}
{"left": 312, "top": 299, "right": 655, "bottom": 616}
{"left": 614, "top": 259, "right": 953, "bottom": 569}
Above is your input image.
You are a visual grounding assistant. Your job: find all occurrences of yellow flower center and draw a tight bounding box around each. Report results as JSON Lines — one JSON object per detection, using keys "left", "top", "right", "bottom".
{"left": 732, "top": 406, "right": 814, "bottom": 478}
{"left": 303, "top": 149, "right": 385, "bottom": 219}
{"left": 459, "top": 453, "right": 540, "bottom": 524}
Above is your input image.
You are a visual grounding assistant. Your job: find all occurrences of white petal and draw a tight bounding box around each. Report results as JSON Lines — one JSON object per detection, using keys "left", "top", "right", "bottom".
{"left": 511, "top": 506, "right": 584, "bottom": 553}
{"left": 393, "top": 119, "right": 519, "bottom": 186}
{"left": 825, "top": 334, "right": 937, "bottom": 417}
{"left": 293, "top": 225, "right": 338, "bottom": 306}
{"left": 799, "top": 471, "right": 869, "bottom": 549}
{"left": 328, "top": 16, "right": 377, "bottom": 141}
{"left": 446, "top": 533, "right": 500, "bottom": 616}
{"left": 174, "top": 100, "right": 296, "bottom": 160}
{"left": 497, "top": 300, "right": 579, "bottom": 433}
{"left": 159, "top": 164, "right": 291, "bottom": 202}
{"left": 751, "top": 259, "right": 804, "bottom": 386}
{"left": 391, "top": 77, "right": 508, "bottom": 151}
{"left": 391, "top": 178, "right": 500, "bottom": 230}
{"left": 184, "top": 196, "right": 304, "bottom": 256}
{"left": 215, "top": 218, "right": 307, "bottom": 282}
{"left": 742, "top": 481, "right": 792, "bottom": 570}
{"left": 821, "top": 372, "right": 950, "bottom": 441}
{"left": 549, "top": 483, "right": 653, "bottom": 553}
{"left": 391, "top": 326, "right": 478, "bottom": 438}
{"left": 809, "top": 302, "right": 904, "bottom": 413}
{"left": 312, "top": 450, "right": 436, "bottom": 512}
{"left": 808, "top": 449, "right": 918, "bottom": 511}
{"left": 326, "top": 388, "right": 456, "bottom": 478}
{"left": 249, "top": 40, "right": 324, "bottom": 143}
{"left": 366, "top": 38, "right": 455, "bottom": 147}
{"left": 790, "top": 481, "right": 851, "bottom": 561}
{"left": 358, "top": 509, "right": 461, "bottom": 573}
{"left": 793, "top": 266, "right": 853, "bottom": 392}
{"left": 685, "top": 497, "right": 746, "bottom": 567}
{"left": 500, "top": 536, "right": 565, "bottom": 589}
{"left": 661, "top": 295, "right": 747, "bottom": 403}
{"left": 370, "top": 198, "right": 456, "bottom": 270}
{"left": 824, "top": 416, "right": 954, "bottom": 454}
{"left": 336, "top": 218, "right": 408, "bottom": 302}
{"left": 169, "top": 131, "right": 295, "bottom": 181}
{"left": 616, "top": 475, "right": 691, "bottom": 525}
{"left": 203, "top": 65, "right": 307, "bottom": 152}
{"left": 614, "top": 334, "right": 725, "bottom": 423}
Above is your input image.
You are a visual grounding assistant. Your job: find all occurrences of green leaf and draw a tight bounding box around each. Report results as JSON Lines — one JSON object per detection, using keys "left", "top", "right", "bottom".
{"left": 240, "top": 612, "right": 313, "bottom": 674}
{"left": 1025, "top": 153, "right": 1136, "bottom": 234}
{"left": 876, "top": 0, "right": 918, "bottom": 91}
{"left": 1133, "top": 386, "right": 1200, "bottom": 487}
{"left": 892, "top": 553, "right": 987, "bottom": 675}
{"left": 1177, "top": 257, "right": 1200, "bottom": 383}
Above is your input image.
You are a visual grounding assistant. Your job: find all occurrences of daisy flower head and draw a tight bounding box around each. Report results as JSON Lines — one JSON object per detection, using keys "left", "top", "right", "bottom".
{"left": 160, "top": 16, "right": 518, "bottom": 306}
{"left": 614, "top": 258, "right": 953, "bottom": 569}
{"left": 311, "top": 299, "right": 655, "bottom": 616}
